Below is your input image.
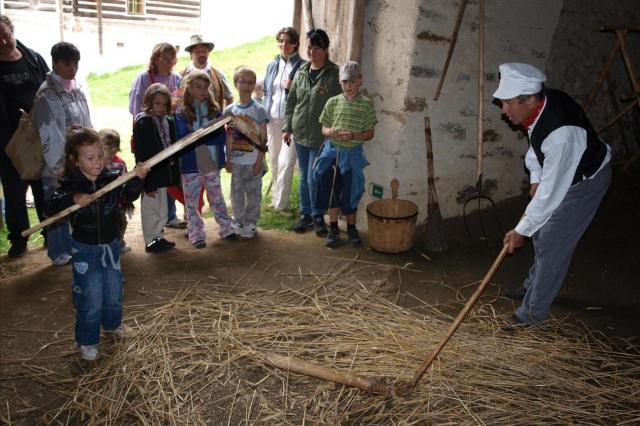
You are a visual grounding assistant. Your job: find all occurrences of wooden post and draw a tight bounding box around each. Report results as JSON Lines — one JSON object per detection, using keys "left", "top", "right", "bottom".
{"left": 302, "top": 0, "right": 314, "bottom": 31}
{"left": 615, "top": 30, "right": 640, "bottom": 110}
{"left": 97, "top": 0, "right": 103, "bottom": 56}
{"left": 476, "top": 0, "right": 485, "bottom": 186}
{"left": 583, "top": 38, "right": 620, "bottom": 112}
{"left": 293, "top": 0, "right": 302, "bottom": 32}
{"left": 57, "top": 0, "right": 64, "bottom": 41}
{"left": 346, "top": 0, "right": 365, "bottom": 62}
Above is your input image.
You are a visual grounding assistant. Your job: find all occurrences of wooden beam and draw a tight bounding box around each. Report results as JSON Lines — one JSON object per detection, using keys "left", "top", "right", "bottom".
{"left": 346, "top": 0, "right": 365, "bottom": 62}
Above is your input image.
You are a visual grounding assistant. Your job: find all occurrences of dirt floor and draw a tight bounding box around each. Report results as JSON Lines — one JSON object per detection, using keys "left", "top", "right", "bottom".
{"left": 0, "top": 166, "right": 638, "bottom": 423}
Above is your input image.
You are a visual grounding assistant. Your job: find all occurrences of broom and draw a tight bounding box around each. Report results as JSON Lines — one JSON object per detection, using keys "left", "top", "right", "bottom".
{"left": 423, "top": 114, "right": 448, "bottom": 252}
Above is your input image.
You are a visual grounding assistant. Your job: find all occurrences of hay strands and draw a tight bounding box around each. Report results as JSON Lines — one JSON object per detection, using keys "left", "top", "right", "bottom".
{"left": 22, "top": 113, "right": 261, "bottom": 237}
{"left": 406, "top": 242, "right": 510, "bottom": 394}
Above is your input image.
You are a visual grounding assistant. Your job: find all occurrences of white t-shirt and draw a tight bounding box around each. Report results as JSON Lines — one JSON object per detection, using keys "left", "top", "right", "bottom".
{"left": 225, "top": 100, "right": 268, "bottom": 165}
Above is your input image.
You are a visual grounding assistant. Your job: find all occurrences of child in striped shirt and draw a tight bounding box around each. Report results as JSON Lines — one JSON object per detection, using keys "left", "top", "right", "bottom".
{"left": 315, "top": 61, "right": 377, "bottom": 248}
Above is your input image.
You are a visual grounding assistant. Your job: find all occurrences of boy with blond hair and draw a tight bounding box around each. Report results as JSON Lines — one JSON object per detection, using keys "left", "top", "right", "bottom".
{"left": 315, "top": 61, "right": 377, "bottom": 248}
{"left": 225, "top": 66, "right": 268, "bottom": 238}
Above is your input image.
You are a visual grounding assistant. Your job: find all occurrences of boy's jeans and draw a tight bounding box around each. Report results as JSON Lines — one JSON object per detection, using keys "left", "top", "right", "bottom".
{"left": 294, "top": 144, "right": 322, "bottom": 217}
{"left": 71, "top": 237, "right": 123, "bottom": 346}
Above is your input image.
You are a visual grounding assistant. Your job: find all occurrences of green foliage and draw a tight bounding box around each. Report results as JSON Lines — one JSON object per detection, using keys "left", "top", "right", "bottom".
{"left": 0, "top": 208, "right": 45, "bottom": 253}
{"left": 87, "top": 36, "right": 277, "bottom": 107}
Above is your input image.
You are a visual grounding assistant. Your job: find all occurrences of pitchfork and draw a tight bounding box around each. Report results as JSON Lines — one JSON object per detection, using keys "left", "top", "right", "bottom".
{"left": 462, "top": 0, "right": 502, "bottom": 244}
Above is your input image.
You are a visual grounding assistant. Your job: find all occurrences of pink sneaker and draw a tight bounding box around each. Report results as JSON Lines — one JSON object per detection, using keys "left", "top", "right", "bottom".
{"left": 79, "top": 344, "right": 99, "bottom": 361}
{"left": 105, "top": 323, "right": 128, "bottom": 338}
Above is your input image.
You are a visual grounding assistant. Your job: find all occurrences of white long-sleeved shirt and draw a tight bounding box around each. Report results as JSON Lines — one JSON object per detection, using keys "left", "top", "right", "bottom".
{"left": 515, "top": 102, "right": 611, "bottom": 237}
{"left": 269, "top": 57, "right": 294, "bottom": 119}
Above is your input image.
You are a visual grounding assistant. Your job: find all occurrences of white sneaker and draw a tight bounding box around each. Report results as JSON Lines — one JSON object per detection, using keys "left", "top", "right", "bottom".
{"left": 239, "top": 223, "right": 257, "bottom": 239}
{"left": 120, "top": 242, "right": 132, "bottom": 253}
{"left": 53, "top": 253, "right": 72, "bottom": 266}
{"left": 79, "top": 344, "right": 99, "bottom": 361}
{"left": 105, "top": 323, "right": 128, "bottom": 338}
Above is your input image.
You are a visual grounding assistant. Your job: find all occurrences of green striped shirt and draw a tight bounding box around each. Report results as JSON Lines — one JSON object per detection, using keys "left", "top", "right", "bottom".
{"left": 319, "top": 92, "right": 377, "bottom": 149}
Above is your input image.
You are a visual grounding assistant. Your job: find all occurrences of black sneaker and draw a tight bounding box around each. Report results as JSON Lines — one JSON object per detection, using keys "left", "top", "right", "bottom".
{"left": 503, "top": 286, "right": 527, "bottom": 300}
{"left": 8, "top": 240, "right": 28, "bottom": 258}
{"left": 223, "top": 233, "right": 238, "bottom": 241}
{"left": 314, "top": 216, "right": 328, "bottom": 237}
{"left": 145, "top": 238, "right": 174, "bottom": 253}
{"left": 347, "top": 228, "right": 362, "bottom": 247}
{"left": 326, "top": 227, "right": 341, "bottom": 248}
{"left": 293, "top": 215, "right": 314, "bottom": 233}
{"left": 166, "top": 218, "right": 187, "bottom": 229}
{"left": 500, "top": 314, "right": 530, "bottom": 333}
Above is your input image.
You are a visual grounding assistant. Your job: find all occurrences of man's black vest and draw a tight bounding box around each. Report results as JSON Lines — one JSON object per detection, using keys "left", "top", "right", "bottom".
{"left": 530, "top": 89, "right": 607, "bottom": 185}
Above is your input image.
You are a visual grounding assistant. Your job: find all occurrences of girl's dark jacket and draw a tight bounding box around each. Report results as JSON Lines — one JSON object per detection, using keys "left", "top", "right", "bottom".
{"left": 45, "top": 168, "right": 144, "bottom": 245}
{"left": 133, "top": 114, "right": 180, "bottom": 192}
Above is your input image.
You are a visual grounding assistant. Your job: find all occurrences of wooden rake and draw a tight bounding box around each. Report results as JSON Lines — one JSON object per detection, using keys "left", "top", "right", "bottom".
{"left": 261, "top": 242, "right": 513, "bottom": 397}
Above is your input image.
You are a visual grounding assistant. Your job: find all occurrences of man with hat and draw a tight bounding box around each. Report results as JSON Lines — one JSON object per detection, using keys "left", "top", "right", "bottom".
{"left": 180, "top": 34, "right": 233, "bottom": 109}
{"left": 494, "top": 62, "right": 611, "bottom": 326}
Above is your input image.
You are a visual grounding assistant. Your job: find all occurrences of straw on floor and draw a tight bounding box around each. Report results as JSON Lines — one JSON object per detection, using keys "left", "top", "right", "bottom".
{"left": 52, "top": 263, "right": 640, "bottom": 424}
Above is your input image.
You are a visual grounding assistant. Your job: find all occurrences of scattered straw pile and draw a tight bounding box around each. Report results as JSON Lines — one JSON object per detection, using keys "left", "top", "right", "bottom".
{"left": 53, "top": 264, "right": 640, "bottom": 424}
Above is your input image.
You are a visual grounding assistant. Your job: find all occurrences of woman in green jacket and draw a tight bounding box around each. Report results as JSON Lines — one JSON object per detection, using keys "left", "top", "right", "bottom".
{"left": 283, "top": 29, "right": 341, "bottom": 236}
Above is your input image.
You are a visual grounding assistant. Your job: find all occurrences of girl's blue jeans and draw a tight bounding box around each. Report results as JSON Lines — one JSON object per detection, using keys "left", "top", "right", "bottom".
{"left": 71, "top": 237, "right": 123, "bottom": 346}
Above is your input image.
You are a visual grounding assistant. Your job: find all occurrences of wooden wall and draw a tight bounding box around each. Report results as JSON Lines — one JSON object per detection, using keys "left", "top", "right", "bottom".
{"left": 3, "top": 0, "right": 200, "bottom": 22}
{"left": 294, "top": 0, "right": 365, "bottom": 66}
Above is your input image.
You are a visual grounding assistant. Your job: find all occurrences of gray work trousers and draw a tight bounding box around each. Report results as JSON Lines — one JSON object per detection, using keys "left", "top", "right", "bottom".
{"left": 516, "top": 163, "right": 612, "bottom": 324}
{"left": 231, "top": 163, "right": 262, "bottom": 226}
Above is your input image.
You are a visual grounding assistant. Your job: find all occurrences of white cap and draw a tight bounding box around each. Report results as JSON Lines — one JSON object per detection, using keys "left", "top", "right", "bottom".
{"left": 492, "top": 63, "right": 546, "bottom": 99}
{"left": 340, "top": 60, "right": 361, "bottom": 81}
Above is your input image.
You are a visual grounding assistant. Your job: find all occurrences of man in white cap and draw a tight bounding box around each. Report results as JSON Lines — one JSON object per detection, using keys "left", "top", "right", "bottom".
{"left": 494, "top": 62, "right": 611, "bottom": 327}
{"left": 180, "top": 34, "right": 233, "bottom": 109}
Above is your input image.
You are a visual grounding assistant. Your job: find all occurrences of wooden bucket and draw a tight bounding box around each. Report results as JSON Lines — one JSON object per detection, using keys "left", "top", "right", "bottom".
{"left": 366, "top": 178, "right": 418, "bottom": 253}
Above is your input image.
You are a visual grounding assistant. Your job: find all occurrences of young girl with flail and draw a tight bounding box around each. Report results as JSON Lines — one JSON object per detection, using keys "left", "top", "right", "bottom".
{"left": 45, "top": 128, "right": 148, "bottom": 361}
{"left": 175, "top": 70, "right": 236, "bottom": 248}
{"left": 133, "top": 83, "right": 181, "bottom": 253}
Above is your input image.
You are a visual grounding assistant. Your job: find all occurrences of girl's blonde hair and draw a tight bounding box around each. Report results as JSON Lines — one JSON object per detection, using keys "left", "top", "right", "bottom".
{"left": 63, "top": 127, "right": 102, "bottom": 177}
{"left": 181, "top": 70, "right": 219, "bottom": 124}
{"left": 141, "top": 83, "right": 171, "bottom": 115}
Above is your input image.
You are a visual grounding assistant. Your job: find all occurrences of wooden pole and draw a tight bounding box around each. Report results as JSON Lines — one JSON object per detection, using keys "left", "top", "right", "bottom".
{"left": 57, "top": 0, "right": 64, "bottom": 41}
{"left": 615, "top": 30, "right": 640, "bottom": 110}
{"left": 97, "top": 0, "right": 103, "bottom": 56}
{"left": 346, "top": 0, "right": 365, "bottom": 62}
{"left": 476, "top": 0, "right": 485, "bottom": 185}
{"left": 408, "top": 243, "right": 510, "bottom": 390}
{"left": 262, "top": 352, "right": 388, "bottom": 394}
{"left": 583, "top": 38, "right": 620, "bottom": 112}
{"left": 21, "top": 115, "right": 262, "bottom": 237}
{"left": 302, "top": 0, "right": 314, "bottom": 31}
{"left": 433, "top": 0, "right": 469, "bottom": 101}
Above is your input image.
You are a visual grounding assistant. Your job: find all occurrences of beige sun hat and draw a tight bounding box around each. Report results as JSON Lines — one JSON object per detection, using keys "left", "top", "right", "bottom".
{"left": 185, "top": 34, "right": 215, "bottom": 52}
